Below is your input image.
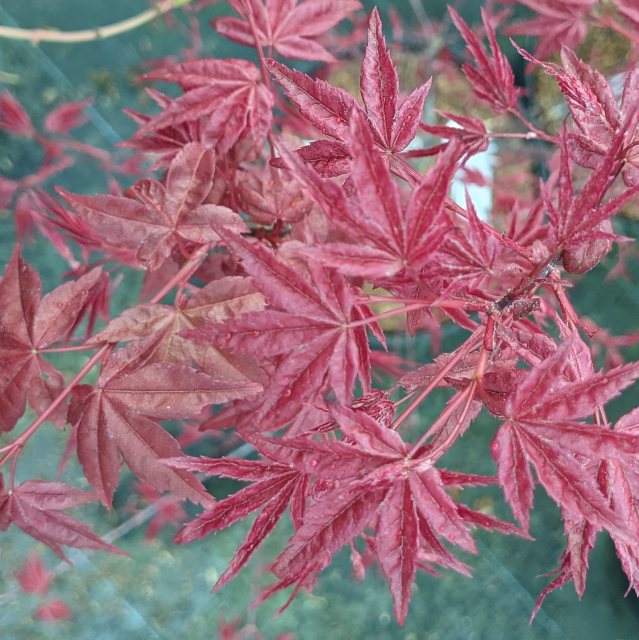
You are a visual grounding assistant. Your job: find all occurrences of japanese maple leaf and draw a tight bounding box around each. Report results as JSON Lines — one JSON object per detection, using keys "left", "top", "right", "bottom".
{"left": 164, "top": 430, "right": 364, "bottom": 589}
{"left": 0, "top": 477, "right": 123, "bottom": 559}
{"left": 435, "top": 191, "right": 500, "bottom": 284}
{"left": 235, "top": 165, "right": 314, "bottom": 225}
{"left": 505, "top": 0, "right": 596, "bottom": 60}
{"left": 67, "top": 336, "right": 262, "bottom": 507}
{"left": 124, "top": 89, "right": 202, "bottom": 168}
{"left": 268, "top": 406, "right": 523, "bottom": 624}
{"left": 592, "top": 408, "right": 639, "bottom": 598}
{"left": 212, "top": 0, "right": 361, "bottom": 62}
{"left": 34, "top": 599, "right": 72, "bottom": 622}
{"left": 419, "top": 112, "right": 489, "bottom": 164}
{"left": 139, "top": 59, "right": 273, "bottom": 154}
{"left": 490, "top": 333, "right": 639, "bottom": 535}
{"left": 542, "top": 125, "right": 639, "bottom": 273}
{"left": 0, "top": 91, "right": 33, "bottom": 136}
{"left": 267, "top": 8, "right": 431, "bottom": 180}
{"left": 13, "top": 554, "right": 53, "bottom": 596}
{"left": 57, "top": 143, "right": 246, "bottom": 270}
{"left": 517, "top": 45, "right": 639, "bottom": 186}
{"left": 449, "top": 7, "right": 520, "bottom": 113}
{"left": 43, "top": 99, "right": 90, "bottom": 135}
{"left": 91, "top": 275, "right": 265, "bottom": 382}
{"left": 529, "top": 510, "right": 597, "bottom": 619}
{"left": 184, "top": 226, "right": 372, "bottom": 428}
{"left": 0, "top": 250, "right": 103, "bottom": 432}
{"left": 163, "top": 396, "right": 399, "bottom": 588}
{"left": 281, "top": 110, "right": 459, "bottom": 282}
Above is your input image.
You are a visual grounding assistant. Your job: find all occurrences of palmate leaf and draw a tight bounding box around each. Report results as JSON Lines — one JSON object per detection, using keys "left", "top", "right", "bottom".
{"left": 268, "top": 9, "right": 430, "bottom": 179}
{"left": 284, "top": 111, "right": 459, "bottom": 282}
{"left": 492, "top": 333, "right": 639, "bottom": 539}
{"left": 13, "top": 554, "right": 53, "bottom": 596}
{"left": 139, "top": 59, "right": 273, "bottom": 154}
{"left": 0, "top": 479, "right": 124, "bottom": 560}
{"left": 0, "top": 251, "right": 103, "bottom": 432}
{"left": 539, "top": 123, "right": 639, "bottom": 273}
{"left": 506, "top": 0, "right": 596, "bottom": 60}
{"left": 516, "top": 45, "right": 639, "bottom": 186}
{"left": 185, "top": 225, "right": 371, "bottom": 427}
{"left": 91, "top": 276, "right": 265, "bottom": 381}
{"left": 57, "top": 143, "right": 247, "bottom": 271}
{"left": 265, "top": 407, "right": 522, "bottom": 625}
{"left": 212, "top": 0, "right": 361, "bottom": 62}
{"left": 165, "top": 404, "right": 519, "bottom": 625}
{"left": 449, "top": 7, "right": 520, "bottom": 113}
{"left": 167, "top": 459, "right": 303, "bottom": 590}
{"left": 67, "top": 338, "right": 262, "bottom": 507}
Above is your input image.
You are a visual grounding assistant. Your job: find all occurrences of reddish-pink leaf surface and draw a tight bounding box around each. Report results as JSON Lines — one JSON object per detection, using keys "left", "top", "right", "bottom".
{"left": 506, "top": 0, "right": 596, "bottom": 60}
{"left": 0, "top": 91, "right": 33, "bottom": 136}
{"left": 3, "top": 0, "right": 639, "bottom": 627}
{"left": 268, "top": 10, "right": 431, "bottom": 178}
{"left": 449, "top": 7, "right": 520, "bottom": 113}
{"left": 139, "top": 59, "right": 273, "bottom": 154}
{"left": 491, "top": 334, "right": 639, "bottom": 541}
{"left": 284, "top": 113, "right": 460, "bottom": 282}
{"left": 13, "top": 554, "right": 53, "bottom": 596}
{"left": 185, "top": 225, "right": 372, "bottom": 425}
{"left": 57, "top": 143, "right": 247, "bottom": 270}
{"left": 0, "top": 480, "right": 124, "bottom": 559}
{"left": 33, "top": 598, "right": 72, "bottom": 622}
{"left": 0, "top": 250, "right": 103, "bottom": 432}
{"left": 67, "top": 337, "right": 261, "bottom": 507}
{"left": 213, "top": 0, "right": 361, "bottom": 62}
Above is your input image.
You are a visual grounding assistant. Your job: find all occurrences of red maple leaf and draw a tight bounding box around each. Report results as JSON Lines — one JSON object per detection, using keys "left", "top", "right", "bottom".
{"left": 449, "top": 7, "right": 520, "bottom": 113}
{"left": 516, "top": 45, "right": 639, "bottom": 186}
{"left": 0, "top": 91, "right": 33, "bottom": 136}
{"left": 139, "top": 59, "right": 273, "bottom": 154}
{"left": 419, "top": 112, "right": 489, "bottom": 164}
{"left": 34, "top": 598, "right": 72, "bottom": 622}
{"left": 491, "top": 333, "right": 639, "bottom": 535}
{"left": 268, "top": 8, "right": 431, "bottom": 180}
{"left": 506, "top": 0, "right": 596, "bottom": 60}
{"left": 57, "top": 143, "right": 246, "bottom": 271}
{"left": 264, "top": 406, "right": 523, "bottom": 624}
{"left": 212, "top": 0, "right": 361, "bottom": 62}
{"left": 184, "top": 225, "right": 372, "bottom": 427}
{"left": 281, "top": 110, "right": 459, "bottom": 281}
{"left": 13, "top": 554, "right": 53, "bottom": 596}
{"left": 67, "top": 335, "right": 262, "bottom": 507}
{"left": 542, "top": 125, "right": 639, "bottom": 273}
{"left": 0, "top": 250, "right": 103, "bottom": 432}
{"left": 0, "top": 478, "right": 124, "bottom": 559}
{"left": 91, "top": 275, "right": 266, "bottom": 382}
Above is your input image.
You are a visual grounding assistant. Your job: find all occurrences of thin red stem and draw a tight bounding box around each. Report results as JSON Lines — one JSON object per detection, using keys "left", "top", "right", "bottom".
{"left": 347, "top": 301, "right": 430, "bottom": 329}
{"left": 0, "top": 345, "right": 109, "bottom": 462}
{"left": 507, "top": 108, "right": 555, "bottom": 144}
{"left": 391, "top": 326, "right": 484, "bottom": 430}
{"left": 0, "top": 242, "right": 212, "bottom": 467}
{"left": 39, "top": 344, "right": 101, "bottom": 354}
{"left": 361, "top": 294, "right": 487, "bottom": 312}
{"left": 407, "top": 382, "right": 475, "bottom": 460}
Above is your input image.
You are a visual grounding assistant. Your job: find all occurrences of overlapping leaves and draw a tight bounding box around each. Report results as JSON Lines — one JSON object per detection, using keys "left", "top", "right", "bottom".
{"left": 268, "top": 8, "right": 430, "bottom": 180}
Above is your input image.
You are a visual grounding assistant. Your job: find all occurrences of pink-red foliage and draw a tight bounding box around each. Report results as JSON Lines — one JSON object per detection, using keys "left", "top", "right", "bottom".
{"left": 2, "top": 0, "right": 639, "bottom": 628}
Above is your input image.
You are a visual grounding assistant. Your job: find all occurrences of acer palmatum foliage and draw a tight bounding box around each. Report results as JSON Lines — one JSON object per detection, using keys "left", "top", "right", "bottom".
{"left": 2, "top": 0, "right": 639, "bottom": 627}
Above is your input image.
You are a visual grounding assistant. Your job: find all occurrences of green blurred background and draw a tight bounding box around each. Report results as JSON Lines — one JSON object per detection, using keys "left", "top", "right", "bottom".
{"left": 1, "top": 1, "right": 639, "bottom": 638}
